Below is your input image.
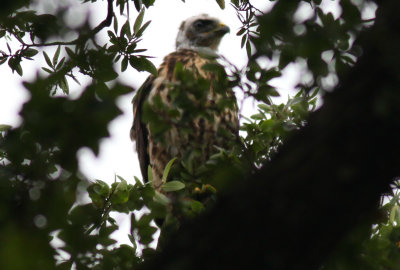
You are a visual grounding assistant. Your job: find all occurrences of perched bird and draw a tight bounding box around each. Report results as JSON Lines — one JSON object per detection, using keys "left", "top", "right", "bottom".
{"left": 131, "top": 14, "right": 238, "bottom": 190}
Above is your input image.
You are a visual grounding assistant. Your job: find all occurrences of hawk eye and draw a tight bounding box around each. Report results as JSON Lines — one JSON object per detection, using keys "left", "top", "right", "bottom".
{"left": 193, "top": 19, "right": 213, "bottom": 31}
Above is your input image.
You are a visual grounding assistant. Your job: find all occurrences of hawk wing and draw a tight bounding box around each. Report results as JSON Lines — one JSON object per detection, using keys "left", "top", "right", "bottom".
{"left": 131, "top": 49, "right": 238, "bottom": 187}
{"left": 131, "top": 49, "right": 202, "bottom": 183}
{"left": 130, "top": 76, "right": 154, "bottom": 182}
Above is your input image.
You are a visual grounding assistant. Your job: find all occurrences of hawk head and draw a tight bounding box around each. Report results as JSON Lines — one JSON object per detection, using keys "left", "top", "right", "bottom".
{"left": 175, "top": 14, "right": 230, "bottom": 51}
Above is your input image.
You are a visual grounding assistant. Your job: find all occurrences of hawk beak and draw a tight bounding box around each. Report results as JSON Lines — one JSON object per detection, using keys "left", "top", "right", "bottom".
{"left": 195, "top": 20, "right": 230, "bottom": 49}
{"left": 216, "top": 22, "right": 230, "bottom": 35}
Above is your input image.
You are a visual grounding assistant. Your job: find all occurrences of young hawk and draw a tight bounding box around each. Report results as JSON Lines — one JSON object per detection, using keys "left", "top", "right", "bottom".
{"left": 131, "top": 14, "right": 238, "bottom": 190}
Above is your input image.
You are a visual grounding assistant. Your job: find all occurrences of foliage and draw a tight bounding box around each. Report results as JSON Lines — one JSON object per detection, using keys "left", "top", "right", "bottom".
{"left": 0, "top": 0, "right": 398, "bottom": 270}
{"left": 321, "top": 184, "right": 400, "bottom": 270}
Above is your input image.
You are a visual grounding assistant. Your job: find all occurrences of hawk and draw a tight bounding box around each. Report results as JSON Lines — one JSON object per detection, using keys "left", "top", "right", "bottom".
{"left": 131, "top": 14, "right": 239, "bottom": 190}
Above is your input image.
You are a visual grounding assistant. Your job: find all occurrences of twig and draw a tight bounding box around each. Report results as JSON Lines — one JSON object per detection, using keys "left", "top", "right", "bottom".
{"left": 22, "top": 0, "right": 114, "bottom": 48}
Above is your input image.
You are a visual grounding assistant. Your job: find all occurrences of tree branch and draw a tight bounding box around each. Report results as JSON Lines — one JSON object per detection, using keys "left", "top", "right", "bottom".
{"left": 91, "top": 0, "right": 114, "bottom": 36}
{"left": 25, "top": 0, "right": 114, "bottom": 48}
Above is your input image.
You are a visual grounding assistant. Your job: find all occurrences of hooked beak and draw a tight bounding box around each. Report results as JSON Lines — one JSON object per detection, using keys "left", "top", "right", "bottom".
{"left": 215, "top": 22, "right": 230, "bottom": 36}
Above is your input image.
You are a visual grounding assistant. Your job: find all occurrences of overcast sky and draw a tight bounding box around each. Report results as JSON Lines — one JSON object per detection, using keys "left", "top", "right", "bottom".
{"left": 78, "top": 0, "right": 258, "bottom": 184}
{"left": 78, "top": 0, "right": 309, "bottom": 185}
{"left": 1, "top": 0, "right": 369, "bottom": 246}
{"left": 0, "top": 0, "right": 343, "bottom": 184}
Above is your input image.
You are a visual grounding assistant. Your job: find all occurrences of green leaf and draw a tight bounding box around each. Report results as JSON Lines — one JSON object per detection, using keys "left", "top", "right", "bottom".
{"left": 23, "top": 48, "right": 39, "bottom": 58}
{"left": 107, "top": 30, "right": 117, "bottom": 41}
{"left": 216, "top": 0, "right": 225, "bottom": 9}
{"left": 15, "top": 63, "right": 23, "bottom": 76}
{"left": 116, "top": 179, "right": 128, "bottom": 192}
{"left": 134, "top": 176, "right": 143, "bottom": 187}
{"left": 147, "top": 165, "right": 153, "bottom": 182}
{"left": 154, "top": 191, "right": 171, "bottom": 205}
{"left": 136, "top": 20, "right": 151, "bottom": 38}
{"left": 95, "top": 67, "right": 118, "bottom": 82}
{"left": 138, "top": 225, "right": 157, "bottom": 245}
{"left": 53, "top": 45, "right": 61, "bottom": 66}
{"left": 118, "top": 0, "right": 126, "bottom": 14}
{"left": 258, "top": 103, "right": 271, "bottom": 112}
{"left": 133, "top": 0, "right": 142, "bottom": 12}
{"left": 68, "top": 203, "right": 99, "bottom": 225}
{"left": 134, "top": 9, "right": 145, "bottom": 34}
{"left": 241, "top": 34, "right": 247, "bottom": 48}
{"left": 162, "top": 180, "right": 185, "bottom": 192}
{"left": 121, "top": 56, "right": 128, "bottom": 72}
{"left": 129, "top": 56, "right": 157, "bottom": 76}
{"left": 236, "top": 27, "right": 246, "bottom": 36}
{"left": 65, "top": 47, "right": 75, "bottom": 59}
{"left": 231, "top": 0, "right": 239, "bottom": 6}
{"left": 41, "top": 67, "right": 53, "bottom": 74}
{"left": 268, "top": 88, "right": 280, "bottom": 97}
{"left": 250, "top": 113, "right": 264, "bottom": 120}
{"left": 8, "top": 57, "right": 23, "bottom": 76}
{"left": 113, "top": 15, "right": 118, "bottom": 34}
{"left": 56, "top": 57, "right": 66, "bottom": 70}
{"left": 121, "top": 20, "right": 131, "bottom": 38}
{"left": 111, "top": 179, "right": 129, "bottom": 204}
{"left": 59, "top": 76, "right": 69, "bottom": 94}
{"left": 162, "top": 157, "right": 177, "bottom": 183}
{"left": 94, "top": 180, "right": 111, "bottom": 196}
{"left": 0, "top": 57, "right": 7, "bottom": 65}
{"left": 202, "top": 62, "right": 224, "bottom": 73}
{"left": 261, "top": 69, "right": 281, "bottom": 82}
{"left": 143, "top": 0, "right": 155, "bottom": 7}
{"left": 43, "top": 51, "right": 53, "bottom": 68}
{"left": 246, "top": 40, "right": 252, "bottom": 58}
{"left": 390, "top": 205, "right": 398, "bottom": 223}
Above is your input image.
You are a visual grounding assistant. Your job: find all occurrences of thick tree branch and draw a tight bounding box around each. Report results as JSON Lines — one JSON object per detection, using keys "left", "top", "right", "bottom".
{"left": 140, "top": 1, "right": 400, "bottom": 269}
{"left": 91, "top": 0, "right": 114, "bottom": 36}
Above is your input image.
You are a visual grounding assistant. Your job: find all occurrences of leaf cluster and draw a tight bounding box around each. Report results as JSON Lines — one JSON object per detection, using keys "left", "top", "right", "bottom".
{"left": 0, "top": 78, "right": 132, "bottom": 269}
{"left": 241, "top": 88, "right": 318, "bottom": 166}
{"left": 0, "top": 0, "right": 156, "bottom": 94}
{"left": 321, "top": 188, "right": 400, "bottom": 270}
{"left": 253, "top": 1, "right": 373, "bottom": 89}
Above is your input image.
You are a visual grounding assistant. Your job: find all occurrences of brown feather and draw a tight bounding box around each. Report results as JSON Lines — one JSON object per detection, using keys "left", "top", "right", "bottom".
{"left": 131, "top": 48, "right": 238, "bottom": 188}
{"left": 131, "top": 76, "right": 154, "bottom": 181}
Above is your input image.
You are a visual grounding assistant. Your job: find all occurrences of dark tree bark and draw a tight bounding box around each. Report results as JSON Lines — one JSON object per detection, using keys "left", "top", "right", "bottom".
{"left": 140, "top": 1, "right": 400, "bottom": 269}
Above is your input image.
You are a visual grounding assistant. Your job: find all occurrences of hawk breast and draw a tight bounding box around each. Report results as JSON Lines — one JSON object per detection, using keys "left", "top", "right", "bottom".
{"left": 132, "top": 49, "right": 238, "bottom": 189}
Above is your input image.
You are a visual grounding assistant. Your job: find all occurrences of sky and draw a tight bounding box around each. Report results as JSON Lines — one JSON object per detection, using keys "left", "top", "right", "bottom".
{"left": 0, "top": 0, "right": 295, "bottom": 247}
{"left": 78, "top": 0, "right": 256, "bottom": 185}
{"left": 78, "top": 0, "right": 311, "bottom": 185}
{"left": 1, "top": 0, "right": 373, "bottom": 246}
{"left": 0, "top": 0, "right": 348, "bottom": 184}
